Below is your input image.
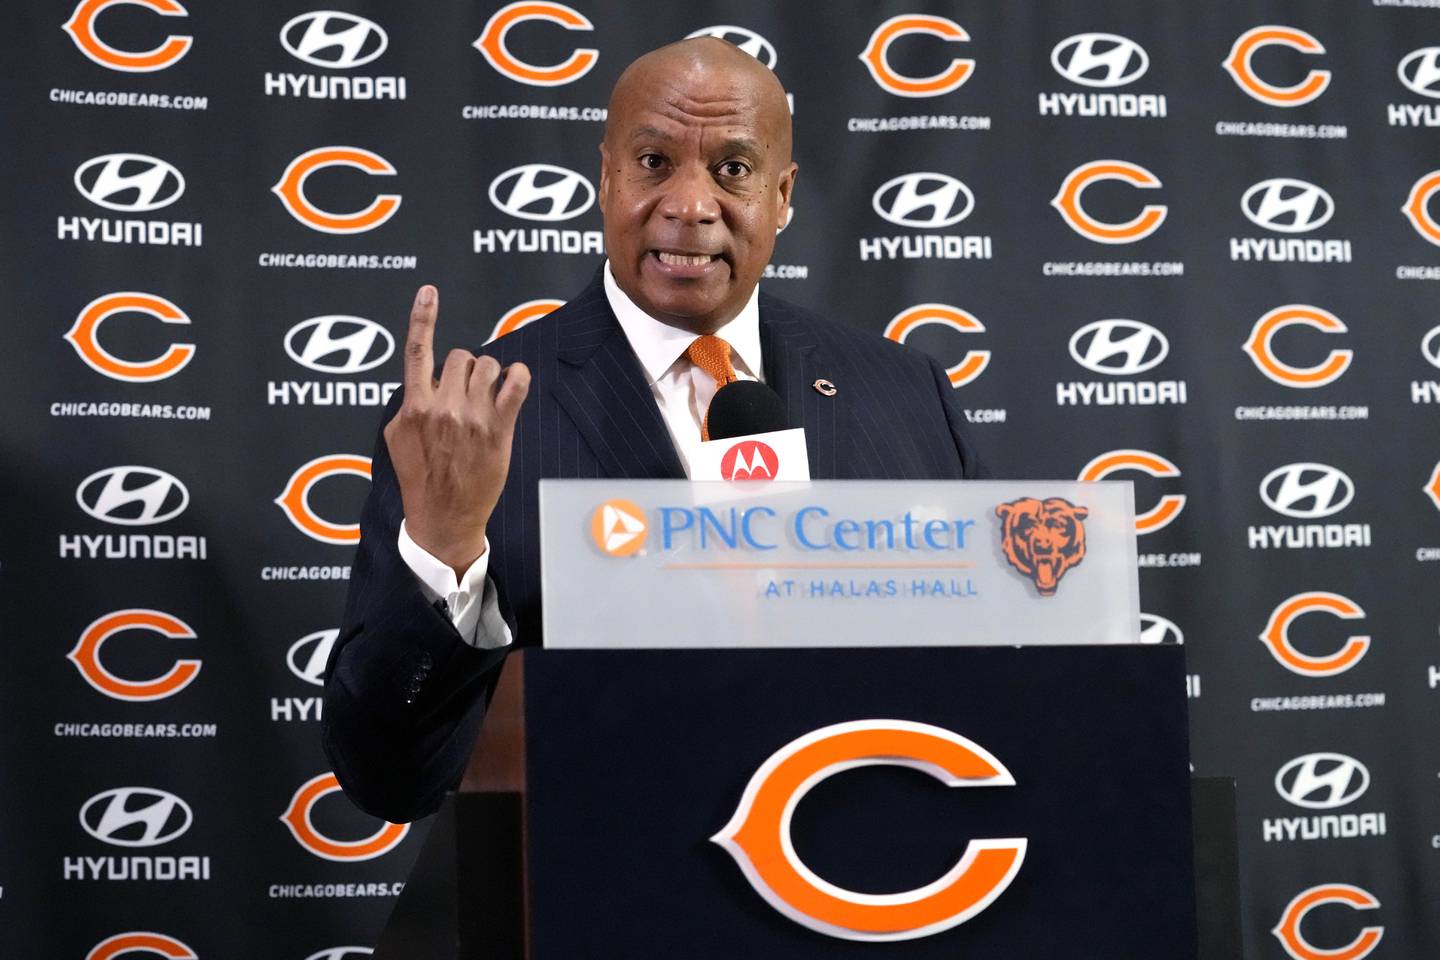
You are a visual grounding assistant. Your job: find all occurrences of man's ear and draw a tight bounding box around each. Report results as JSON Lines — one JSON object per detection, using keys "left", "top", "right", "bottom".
{"left": 597, "top": 141, "right": 610, "bottom": 215}
{"left": 775, "top": 161, "right": 797, "bottom": 229}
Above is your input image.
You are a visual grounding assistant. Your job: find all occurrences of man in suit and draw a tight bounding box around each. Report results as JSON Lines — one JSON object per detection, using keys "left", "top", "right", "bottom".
{"left": 323, "top": 38, "right": 987, "bottom": 823}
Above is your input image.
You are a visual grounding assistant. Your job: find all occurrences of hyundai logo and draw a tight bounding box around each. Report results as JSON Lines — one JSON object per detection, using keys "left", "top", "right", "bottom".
{"left": 1275, "top": 753, "right": 1370, "bottom": 810}
{"left": 489, "top": 163, "right": 595, "bottom": 221}
{"left": 281, "top": 11, "right": 387, "bottom": 69}
{"left": 1139, "top": 613, "right": 1184, "bottom": 645}
{"left": 1398, "top": 47, "right": 1440, "bottom": 99}
{"left": 1068, "top": 319, "right": 1168, "bottom": 376}
{"left": 1051, "top": 33, "right": 1149, "bottom": 88}
{"left": 1241, "top": 178, "right": 1334, "bottom": 234}
{"left": 1422, "top": 324, "right": 1440, "bottom": 369}
{"left": 288, "top": 628, "right": 340, "bottom": 686}
{"left": 685, "top": 25, "right": 777, "bottom": 69}
{"left": 872, "top": 172, "right": 974, "bottom": 229}
{"left": 1259, "top": 463, "right": 1354, "bottom": 519}
{"left": 77, "top": 466, "right": 189, "bottom": 526}
{"left": 80, "top": 787, "right": 192, "bottom": 847}
{"left": 284, "top": 316, "right": 394, "bottom": 374}
{"left": 74, "top": 153, "right": 184, "bottom": 212}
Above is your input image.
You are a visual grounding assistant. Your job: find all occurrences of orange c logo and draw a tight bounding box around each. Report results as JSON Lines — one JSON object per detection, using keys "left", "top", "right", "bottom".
{"left": 859, "top": 15, "right": 974, "bottom": 98}
{"left": 271, "top": 147, "right": 400, "bottom": 235}
{"left": 1078, "top": 450, "right": 1185, "bottom": 534}
{"left": 713, "top": 720, "right": 1025, "bottom": 942}
{"left": 280, "top": 772, "right": 409, "bottom": 861}
{"left": 1426, "top": 462, "right": 1440, "bottom": 512}
{"left": 67, "top": 609, "right": 201, "bottom": 702}
{"left": 64, "top": 292, "right": 194, "bottom": 382}
{"left": 487, "top": 298, "right": 563, "bottom": 343}
{"left": 1243, "top": 305, "right": 1352, "bottom": 389}
{"left": 1223, "top": 26, "right": 1330, "bottom": 107}
{"left": 1052, "top": 160, "right": 1166, "bottom": 244}
{"left": 86, "top": 932, "right": 197, "bottom": 960}
{"left": 884, "top": 305, "right": 990, "bottom": 387}
{"left": 63, "top": 0, "right": 192, "bottom": 73}
{"left": 474, "top": 1, "right": 598, "bottom": 87}
{"left": 1260, "top": 592, "right": 1369, "bottom": 677}
{"left": 274, "top": 454, "right": 372, "bottom": 544}
{"left": 1272, "top": 884, "right": 1383, "bottom": 960}
{"left": 1402, "top": 171, "right": 1440, "bottom": 246}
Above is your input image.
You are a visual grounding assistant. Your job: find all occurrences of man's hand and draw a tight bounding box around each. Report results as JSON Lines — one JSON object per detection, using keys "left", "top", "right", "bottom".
{"left": 384, "top": 285, "right": 531, "bottom": 577}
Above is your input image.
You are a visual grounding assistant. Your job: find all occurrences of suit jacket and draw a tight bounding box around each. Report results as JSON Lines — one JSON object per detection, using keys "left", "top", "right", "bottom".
{"left": 322, "top": 271, "right": 988, "bottom": 822}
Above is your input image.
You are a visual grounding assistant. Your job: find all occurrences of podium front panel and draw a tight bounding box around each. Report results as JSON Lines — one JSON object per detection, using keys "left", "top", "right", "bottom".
{"left": 520, "top": 646, "right": 1195, "bottom": 958}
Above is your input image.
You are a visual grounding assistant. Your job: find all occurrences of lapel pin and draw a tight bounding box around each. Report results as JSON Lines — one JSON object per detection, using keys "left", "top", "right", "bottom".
{"left": 812, "top": 378, "right": 837, "bottom": 397}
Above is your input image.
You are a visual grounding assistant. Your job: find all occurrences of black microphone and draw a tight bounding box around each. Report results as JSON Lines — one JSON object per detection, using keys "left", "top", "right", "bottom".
{"left": 706, "top": 381, "right": 789, "bottom": 440}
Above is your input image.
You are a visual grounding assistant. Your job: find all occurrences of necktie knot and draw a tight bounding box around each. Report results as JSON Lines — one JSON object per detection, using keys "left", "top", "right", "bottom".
{"left": 684, "top": 334, "right": 738, "bottom": 388}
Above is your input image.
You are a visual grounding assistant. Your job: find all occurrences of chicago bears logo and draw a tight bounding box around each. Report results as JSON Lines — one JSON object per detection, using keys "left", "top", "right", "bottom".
{"left": 995, "top": 497, "right": 1088, "bottom": 596}
{"left": 859, "top": 14, "right": 973, "bottom": 98}
{"left": 63, "top": 0, "right": 192, "bottom": 73}
{"left": 473, "top": 1, "right": 597, "bottom": 87}
{"left": 713, "top": 720, "right": 1025, "bottom": 941}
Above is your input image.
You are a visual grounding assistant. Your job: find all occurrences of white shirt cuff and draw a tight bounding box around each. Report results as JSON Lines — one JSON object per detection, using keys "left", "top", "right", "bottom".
{"left": 397, "top": 520, "right": 513, "bottom": 650}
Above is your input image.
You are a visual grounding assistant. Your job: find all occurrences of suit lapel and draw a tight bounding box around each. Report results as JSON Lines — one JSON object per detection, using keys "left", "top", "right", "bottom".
{"left": 760, "top": 295, "right": 841, "bottom": 480}
{"left": 550, "top": 275, "right": 686, "bottom": 480}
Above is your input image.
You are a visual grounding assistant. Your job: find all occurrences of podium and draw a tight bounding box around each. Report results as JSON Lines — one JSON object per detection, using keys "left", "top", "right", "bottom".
{"left": 370, "top": 480, "right": 1237, "bottom": 958}
{"left": 375, "top": 645, "right": 1221, "bottom": 958}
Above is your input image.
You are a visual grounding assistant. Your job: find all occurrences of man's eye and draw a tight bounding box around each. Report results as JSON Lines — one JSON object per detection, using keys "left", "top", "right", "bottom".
{"left": 719, "top": 161, "right": 749, "bottom": 178}
{"left": 640, "top": 154, "right": 665, "bottom": 170}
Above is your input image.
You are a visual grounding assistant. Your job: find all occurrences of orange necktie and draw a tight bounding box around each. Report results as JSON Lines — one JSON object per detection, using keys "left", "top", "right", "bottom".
{"left": 685, "top": 334, "right": 738, "bottom": 441}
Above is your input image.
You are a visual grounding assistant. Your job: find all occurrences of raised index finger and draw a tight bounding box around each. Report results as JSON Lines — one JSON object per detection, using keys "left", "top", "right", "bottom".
{"left": 403, "top": 284, "right": 438, "bottom": 397}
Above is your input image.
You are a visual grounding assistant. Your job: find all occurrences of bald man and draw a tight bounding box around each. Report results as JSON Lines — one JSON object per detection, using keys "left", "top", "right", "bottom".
{"left": 323, "top": 39, "right": 986, "bottom": 823}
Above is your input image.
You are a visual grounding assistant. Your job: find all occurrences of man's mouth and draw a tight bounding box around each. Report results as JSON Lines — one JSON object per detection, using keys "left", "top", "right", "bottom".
{"left": 654, "top": 250, "right": 719, "bottom": 267}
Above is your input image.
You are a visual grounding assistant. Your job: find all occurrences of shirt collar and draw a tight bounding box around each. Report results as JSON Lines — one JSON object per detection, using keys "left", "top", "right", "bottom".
{"left": 603, "top": 260, "right": 762, "bottom": 384}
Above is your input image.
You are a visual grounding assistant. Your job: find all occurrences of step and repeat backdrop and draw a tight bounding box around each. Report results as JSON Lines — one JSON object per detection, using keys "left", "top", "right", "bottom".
{"left": 2, "top": 1, "right": 1439, "bottom": 957}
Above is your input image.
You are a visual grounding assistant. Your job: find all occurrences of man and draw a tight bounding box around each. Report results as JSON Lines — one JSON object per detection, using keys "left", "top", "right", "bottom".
{"left": 322, "top": 38, "right": 987, "bottom": 823}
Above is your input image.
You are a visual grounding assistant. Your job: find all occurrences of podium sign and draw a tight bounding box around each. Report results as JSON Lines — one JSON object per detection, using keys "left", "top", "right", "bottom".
{"left": 541, "top": 479, "right": 1138, "bottom": 648}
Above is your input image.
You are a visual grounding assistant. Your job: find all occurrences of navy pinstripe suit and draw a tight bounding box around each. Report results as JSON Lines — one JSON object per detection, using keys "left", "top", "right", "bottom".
{"left": 322, "top": 271, "right": 988, "bottom": 822}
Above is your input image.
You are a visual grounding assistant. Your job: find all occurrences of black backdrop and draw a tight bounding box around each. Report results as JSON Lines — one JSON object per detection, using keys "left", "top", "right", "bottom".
{"left": 2, "top": 1, "right": 1438, "bottom": 957}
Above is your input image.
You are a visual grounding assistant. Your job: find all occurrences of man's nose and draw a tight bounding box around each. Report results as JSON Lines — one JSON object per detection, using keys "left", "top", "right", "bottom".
{"left": 658, "top": 164, "right": 721, "bottom": 225}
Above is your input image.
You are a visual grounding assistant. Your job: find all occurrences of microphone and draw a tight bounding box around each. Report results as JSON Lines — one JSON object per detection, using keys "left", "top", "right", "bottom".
{"left": 706, "top": 381, "right": 788, "bottom": 440}
{"left": 692, "top": 381, "right": 810, "bottom": 482}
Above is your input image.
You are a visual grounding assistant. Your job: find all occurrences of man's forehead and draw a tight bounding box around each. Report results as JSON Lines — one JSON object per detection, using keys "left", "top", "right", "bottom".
{"left": 604, "top": 38, "right": 789, "bottom": 148}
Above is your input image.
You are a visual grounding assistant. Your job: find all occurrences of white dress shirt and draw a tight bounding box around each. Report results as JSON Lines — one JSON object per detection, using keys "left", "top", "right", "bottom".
{"left": 396, "top": 262, "right": 764, "bottom": 647}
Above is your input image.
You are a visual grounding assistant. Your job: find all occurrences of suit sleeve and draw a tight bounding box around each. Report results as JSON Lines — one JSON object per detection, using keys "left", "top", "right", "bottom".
{"left": 928, "top": 356, "right": 993, "bottom": 480}
{"left": 321, "top": 389, "right": 512, "bottom": 823}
